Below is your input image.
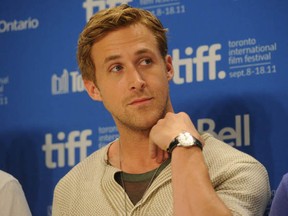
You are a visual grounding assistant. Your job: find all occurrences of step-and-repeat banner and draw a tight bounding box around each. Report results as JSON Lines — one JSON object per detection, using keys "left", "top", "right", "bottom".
{"left": 1, "top": 0, "right": 287, "bottom": 215}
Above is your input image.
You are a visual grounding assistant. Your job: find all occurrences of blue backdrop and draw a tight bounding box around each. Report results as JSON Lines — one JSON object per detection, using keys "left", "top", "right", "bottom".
{"left": 1, "top": 0, "right": 287, "bottom": 215}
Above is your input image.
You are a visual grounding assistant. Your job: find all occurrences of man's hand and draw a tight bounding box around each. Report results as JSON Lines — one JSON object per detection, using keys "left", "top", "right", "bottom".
{"left": 149, "top": 112, "right": 204, "bottom": 160}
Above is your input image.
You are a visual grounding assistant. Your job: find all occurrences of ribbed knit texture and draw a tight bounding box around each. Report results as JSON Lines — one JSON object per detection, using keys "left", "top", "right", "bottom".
{"left": 52, "top": 133, "right": 270, "bottom": 216}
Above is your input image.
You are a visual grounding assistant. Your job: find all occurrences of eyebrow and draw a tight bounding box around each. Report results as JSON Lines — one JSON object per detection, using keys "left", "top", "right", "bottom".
{"left": 104, "top": 55, "right": 121, "bottom": 64}
{"left": 135, "top": 48, "right": 151, "bottom": 55}
{"left": 103, "top": 48, "right": 153, "bottom": 64}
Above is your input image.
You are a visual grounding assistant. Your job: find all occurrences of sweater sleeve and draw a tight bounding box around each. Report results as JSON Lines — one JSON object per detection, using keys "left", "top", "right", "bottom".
{"left": 202, "top": 133, "right": 271, "bottom": 216}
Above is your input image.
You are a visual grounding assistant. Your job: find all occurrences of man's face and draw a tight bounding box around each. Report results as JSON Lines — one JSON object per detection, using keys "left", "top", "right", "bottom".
{"left": 86, "top": 23, "right": 174, "bottom": 132}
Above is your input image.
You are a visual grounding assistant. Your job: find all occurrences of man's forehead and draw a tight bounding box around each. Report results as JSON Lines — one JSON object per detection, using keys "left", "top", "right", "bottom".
{"left": 90, "top": 24, "right": 159, "bottom": 64}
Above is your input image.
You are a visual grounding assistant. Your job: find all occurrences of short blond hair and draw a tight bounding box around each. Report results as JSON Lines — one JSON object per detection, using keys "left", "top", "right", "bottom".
{"left": 77, "top": 4, "right": 168, "bottom": 82}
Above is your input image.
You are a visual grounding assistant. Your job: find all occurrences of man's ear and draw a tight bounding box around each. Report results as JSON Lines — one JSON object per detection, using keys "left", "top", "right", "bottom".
{"left": 165, "top": 55, "right": 174, "bottom": 81}
{"left": 83, "top": 79, "right": 102, "bottom": 101}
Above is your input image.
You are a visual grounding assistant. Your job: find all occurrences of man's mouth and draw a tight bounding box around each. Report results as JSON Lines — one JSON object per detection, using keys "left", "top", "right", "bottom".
{"left": 129, "top": 97, "right": 153, "bottom": 106}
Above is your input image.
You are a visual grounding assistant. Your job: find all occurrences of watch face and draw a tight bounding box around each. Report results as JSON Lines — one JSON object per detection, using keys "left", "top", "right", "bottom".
{"left": 178, "top": 132, "right": 194, "bottom": 147}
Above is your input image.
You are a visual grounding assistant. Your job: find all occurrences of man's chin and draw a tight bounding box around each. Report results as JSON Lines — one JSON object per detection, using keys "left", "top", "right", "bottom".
{"left": 125, "top": 116, "right": 161, "bottom": 132}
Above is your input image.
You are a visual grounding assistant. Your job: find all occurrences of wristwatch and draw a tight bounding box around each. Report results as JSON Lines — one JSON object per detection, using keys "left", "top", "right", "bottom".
{"left": 167, "top": 132, "right": 203, "bottom": 153}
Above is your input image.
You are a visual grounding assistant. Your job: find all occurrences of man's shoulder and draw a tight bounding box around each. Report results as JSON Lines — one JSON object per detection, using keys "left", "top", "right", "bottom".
{"left": 55, "top": 144, "right": 110, "bottom": 191}
{"left": 0, "top": 170, "right": 19, "bottom": 191}
{"left": 52, "top": 144, "right": 113, "bottom": 213}
{"left": 201, "top": 133, "right": 268, "bottom": 180}
{"left": 201, "top": 132, "right": 258, "bottom": 163}
{"left": 201, "top": 133, "right": 270, "bottom": 215}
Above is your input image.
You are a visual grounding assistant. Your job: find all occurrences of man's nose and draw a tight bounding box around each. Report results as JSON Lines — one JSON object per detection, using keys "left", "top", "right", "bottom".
{"left": 127, "top": 67, "right": 146, "bottom": 90}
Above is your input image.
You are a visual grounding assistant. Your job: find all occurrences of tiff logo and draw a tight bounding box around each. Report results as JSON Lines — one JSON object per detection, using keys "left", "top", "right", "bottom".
{"left": 51, "top": 69, "right": 85, "bottom": 95}
{"left": 42, "top": 129, "right": 92, "bottom": 169}
{"left": 83, "top": 0, "right": 133, "bottom": 22}
{"left": 172, "top": 44, "right": 226, "bottom": 84}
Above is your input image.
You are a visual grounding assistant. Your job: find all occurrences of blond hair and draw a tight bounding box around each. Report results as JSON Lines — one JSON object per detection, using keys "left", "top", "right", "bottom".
{"left": 77, "top": 4, "right": 168, "bottom": 82}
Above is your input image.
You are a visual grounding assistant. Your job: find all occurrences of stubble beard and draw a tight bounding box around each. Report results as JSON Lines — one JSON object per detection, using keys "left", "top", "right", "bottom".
{"left": 113, "top": 97, "right": 169, "bottom": 133}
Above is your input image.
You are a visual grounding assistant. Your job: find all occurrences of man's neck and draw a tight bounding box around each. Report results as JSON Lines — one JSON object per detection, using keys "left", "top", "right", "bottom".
{"left": 108, "top": 130, "right": 161, "bottom": 174}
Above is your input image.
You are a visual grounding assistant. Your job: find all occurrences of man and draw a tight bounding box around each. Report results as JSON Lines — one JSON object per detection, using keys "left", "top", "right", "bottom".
{"left": 52, "top": 4, "right": 270, "bottom": 215}
{"left": 0, "top": 170, "right": 32, "bottom": 216}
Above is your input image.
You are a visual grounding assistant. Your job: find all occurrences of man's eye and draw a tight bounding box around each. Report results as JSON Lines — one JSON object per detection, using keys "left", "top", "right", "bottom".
{"left": 111, "top": 65, "right": 123, "bottom": 72}
{"left": 140, "top": 59, "right": 152, "bottom": 65}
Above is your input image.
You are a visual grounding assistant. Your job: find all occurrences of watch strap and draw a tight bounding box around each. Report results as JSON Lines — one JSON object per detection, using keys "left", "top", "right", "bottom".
{"left": 167, "top": 133, "right": 203, "bottom": 153}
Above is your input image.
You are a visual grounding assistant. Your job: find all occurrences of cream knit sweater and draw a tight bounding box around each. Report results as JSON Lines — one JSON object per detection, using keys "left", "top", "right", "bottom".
{"left": 52, "top": 133, "right": 270, "bottom": 216}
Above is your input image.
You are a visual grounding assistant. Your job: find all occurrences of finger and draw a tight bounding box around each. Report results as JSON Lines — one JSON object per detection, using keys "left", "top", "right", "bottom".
{"left": 156, "top": 148, "right": 164, "bottom": 163}
{"left": 149, "top": 139, "right": 157, "bottom": 159}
